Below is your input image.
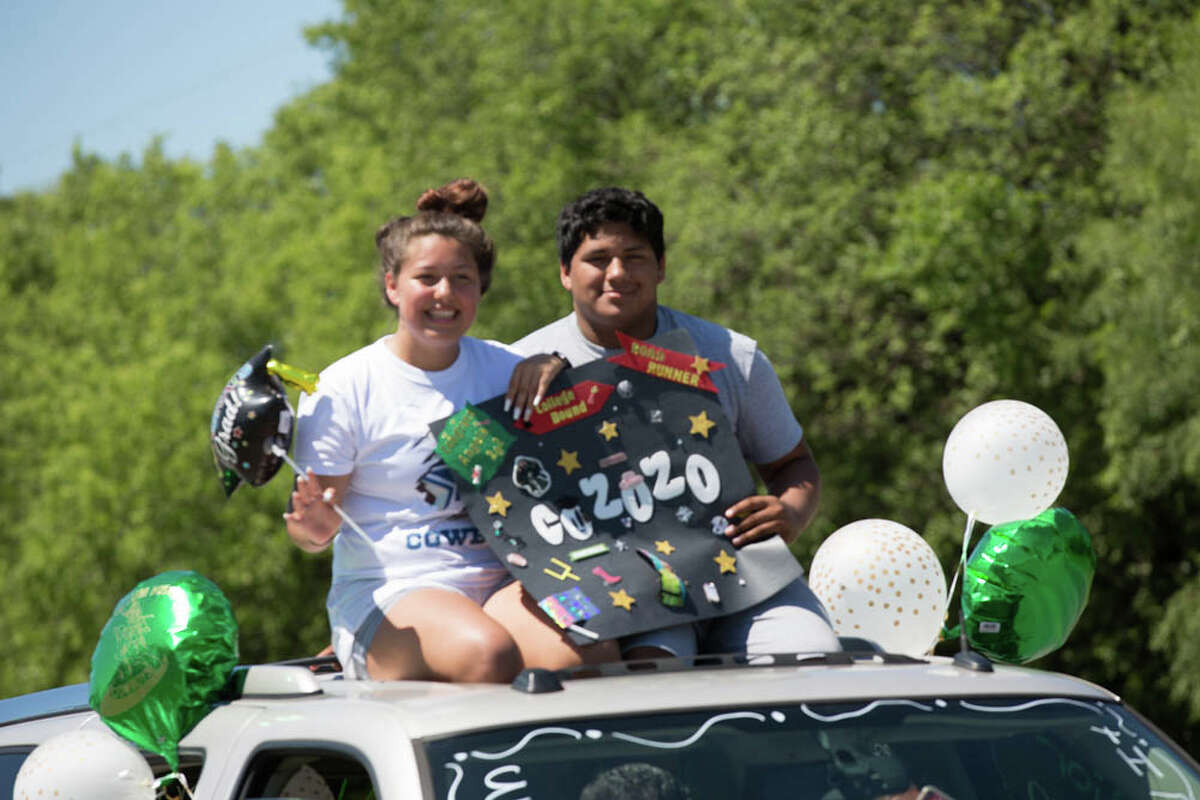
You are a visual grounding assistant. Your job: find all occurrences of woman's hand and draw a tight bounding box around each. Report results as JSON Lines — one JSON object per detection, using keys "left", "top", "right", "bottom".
{"left": 283, "top": 469, "right": 346, "bottom": 552}
{"left": 505, "top": 353, "right": 569, "bottom": 422}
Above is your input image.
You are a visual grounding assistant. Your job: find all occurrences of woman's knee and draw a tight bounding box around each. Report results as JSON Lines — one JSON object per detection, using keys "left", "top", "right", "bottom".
{"left": 451, "top": 625, "right": 522, "bottom": 682}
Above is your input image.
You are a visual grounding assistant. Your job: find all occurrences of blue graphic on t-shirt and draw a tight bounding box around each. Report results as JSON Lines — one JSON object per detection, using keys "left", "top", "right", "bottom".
{"left": 416, "top": 459, "right": 460, "bottom": 510}
{"left": 405, "top": 527, "right": 486, "bottom": 550}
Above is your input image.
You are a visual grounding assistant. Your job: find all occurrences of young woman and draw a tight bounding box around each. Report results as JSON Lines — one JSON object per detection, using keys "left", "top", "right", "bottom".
{"left": 284, "top": 179, "right": 616, "bottom": 682}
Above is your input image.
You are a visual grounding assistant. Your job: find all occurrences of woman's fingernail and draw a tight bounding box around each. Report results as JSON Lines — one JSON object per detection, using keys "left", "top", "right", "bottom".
{"left": 524, "top": 406, "right": 533, "bottom": 422}
{"left": 532, "top": 395, "right": 542, "bottom": 408}
{"left": 323, "top": 488, "right": 335, "bottom": 502}
{"left": 504, "top": 397, "right": 512, "bottom": 412}
{"left": 513, "top": 405, "right": 521, "bottom": 420}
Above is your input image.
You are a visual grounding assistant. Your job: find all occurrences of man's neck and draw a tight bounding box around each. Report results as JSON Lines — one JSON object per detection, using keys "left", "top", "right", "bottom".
{"left": 575, "top": 309, "right": 658, "bottom": 349}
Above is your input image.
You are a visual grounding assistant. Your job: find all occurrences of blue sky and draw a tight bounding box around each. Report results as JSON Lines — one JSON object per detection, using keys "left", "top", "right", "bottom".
{"left": 1, "top": 0, "right": 341, "bottom": 195}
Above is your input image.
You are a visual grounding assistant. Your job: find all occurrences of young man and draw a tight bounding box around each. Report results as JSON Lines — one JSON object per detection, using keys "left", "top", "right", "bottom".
{"left": 514, "top": 187, "right": 839, "bottom": 659}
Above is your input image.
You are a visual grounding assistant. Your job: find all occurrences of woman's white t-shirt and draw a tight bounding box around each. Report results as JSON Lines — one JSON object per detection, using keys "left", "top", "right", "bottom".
{"left": 293, "top": 335, "right": 522, "bottom": 588}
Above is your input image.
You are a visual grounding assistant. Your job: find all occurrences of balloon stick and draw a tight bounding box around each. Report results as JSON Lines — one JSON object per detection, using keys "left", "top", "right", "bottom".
{"left": 945, "top": 512, "right": 975, "bottom": 607}
{"left": 952, "top": 511, "right": 977, "bottom": 653}
{"left": 272, "top": 446, "right": 373, "bottom": 546}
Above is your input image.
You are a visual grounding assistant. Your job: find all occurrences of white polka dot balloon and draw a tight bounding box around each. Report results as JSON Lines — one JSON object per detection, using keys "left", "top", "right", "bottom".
{"left": 808, "top": 519, "right": 948, "bottom": 656}
{"left": 14, "top": 728, "right": 155, "bottom": 800}
{"left": 942, "top": 400, "right": 1069, "bottom": 525}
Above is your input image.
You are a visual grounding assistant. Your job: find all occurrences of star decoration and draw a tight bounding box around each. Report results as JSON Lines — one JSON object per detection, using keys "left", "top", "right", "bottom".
{"left": 691, "top": 356, "right": 711, "bottom": 375}
{"left": 485, "top": 491, "right": 512, "bottom": 517}
{"left": 609, "top": 588, "right": 636, "bottom": 611}
{"left": 598, "top": 420, "right": 619, "bottom": 441}
{"left": 714, "top": 549, "right": 738, "bottom": 574}
{"left": 689, "top": 410, "right": 716, "bottom": 438}
{"left": 557, "top": 449, "right": 582, "bottom": 476}
{"left": 655, "top": 539, "right": 676, "bottom": 555}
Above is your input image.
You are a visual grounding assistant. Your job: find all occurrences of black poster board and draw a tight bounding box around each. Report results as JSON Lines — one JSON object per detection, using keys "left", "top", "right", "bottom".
{"left": 431, "top": 329, "right": 803, "bottom": 644}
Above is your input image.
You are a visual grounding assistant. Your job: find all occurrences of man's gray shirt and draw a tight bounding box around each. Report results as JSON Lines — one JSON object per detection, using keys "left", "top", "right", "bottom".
{"left": 512, "top": 306, "right": 804, "bottom": 466}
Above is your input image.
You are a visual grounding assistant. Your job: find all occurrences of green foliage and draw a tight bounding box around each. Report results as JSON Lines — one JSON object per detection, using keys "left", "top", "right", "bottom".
{"left": 1077, "top": 11, "right": 1200, "bottom": 736}
{"left": 2, "top": 0, "right": 1199, "bottom": 750}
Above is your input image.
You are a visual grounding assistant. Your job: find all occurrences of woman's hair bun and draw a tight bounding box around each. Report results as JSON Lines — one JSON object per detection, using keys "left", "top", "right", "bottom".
{"left": 415, "top": 178, "right": 488, "bottom": 223}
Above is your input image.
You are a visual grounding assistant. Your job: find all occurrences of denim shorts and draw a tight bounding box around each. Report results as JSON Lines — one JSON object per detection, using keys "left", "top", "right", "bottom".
{"left": 619, "top": 577, "right": 840, "bottom": 658}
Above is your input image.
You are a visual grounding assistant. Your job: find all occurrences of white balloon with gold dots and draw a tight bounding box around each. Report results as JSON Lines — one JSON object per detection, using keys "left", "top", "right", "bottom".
{"left": 942, "top": 399, "right": 1069, "bottom": 525}
{"left": 808, "top": 519, "right": 948, "bottom": 656}
{"left": 13, "top": 728, "right": 154, "bottom": 800}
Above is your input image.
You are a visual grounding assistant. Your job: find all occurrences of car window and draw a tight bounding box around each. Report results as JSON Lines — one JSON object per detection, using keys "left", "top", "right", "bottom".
{"left": 424, "top": 697, "right": 1200, "bottom": 800}
{"left": 0, "top": 750, "right": 31, "bottom": 800}
{"left": 237, "top": 750, "right": 376, "bottom": 800}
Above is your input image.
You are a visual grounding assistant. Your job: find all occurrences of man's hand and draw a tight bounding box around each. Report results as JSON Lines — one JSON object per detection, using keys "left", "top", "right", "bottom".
{"left": 505, "top": 353, "right": 569, "bottom": 422}
{"left": 723, "top": 439, "right": 821, "bottom": 547}
{"left": 723, "top": 494, "right": 797, "bottom": 547}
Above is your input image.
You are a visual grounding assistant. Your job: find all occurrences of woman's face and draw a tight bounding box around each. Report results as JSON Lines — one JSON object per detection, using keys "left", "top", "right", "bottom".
{"left": 385, "top": 234, "right": 481, "bottom": 368}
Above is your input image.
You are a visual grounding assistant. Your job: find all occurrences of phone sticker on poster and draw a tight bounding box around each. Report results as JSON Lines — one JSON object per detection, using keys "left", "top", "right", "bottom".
{"left": 432, "top": 329, "right": 803, "bottom": 644}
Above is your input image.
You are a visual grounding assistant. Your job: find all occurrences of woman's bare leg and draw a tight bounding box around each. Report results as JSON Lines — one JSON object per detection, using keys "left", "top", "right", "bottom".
{"left": 484, "top": 582, "right": 619, "bottom": 670}
{"left": 366, "top": 588, "right": 522, "bottom": 683}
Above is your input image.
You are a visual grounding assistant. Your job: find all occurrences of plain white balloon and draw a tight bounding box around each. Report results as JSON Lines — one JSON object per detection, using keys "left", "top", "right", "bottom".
{"left": 14, "top": 728, "right": 154, "bottom": 800}
{"left": 808, "top": 519, "right": 948, "bottom": 656}
{"left": 942, "top": 399, "right": 1069, "bottom": 525}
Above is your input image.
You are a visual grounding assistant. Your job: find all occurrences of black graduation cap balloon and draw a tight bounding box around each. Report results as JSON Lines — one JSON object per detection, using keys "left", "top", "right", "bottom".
{"left": 210, "top": 345, "right": 317, "bottom": 497}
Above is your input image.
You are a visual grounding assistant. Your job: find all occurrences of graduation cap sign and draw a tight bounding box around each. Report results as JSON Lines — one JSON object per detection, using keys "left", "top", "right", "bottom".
{"left": 431, "top": 329, "right": 804, "bottom": 644}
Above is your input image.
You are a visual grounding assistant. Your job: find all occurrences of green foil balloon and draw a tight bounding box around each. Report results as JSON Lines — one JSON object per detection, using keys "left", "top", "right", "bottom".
{"left": 961, "top": 506, "right": 1095, "bottom": 664}
{"left": 89, "top": 571, "right": 239, "bottom": 769}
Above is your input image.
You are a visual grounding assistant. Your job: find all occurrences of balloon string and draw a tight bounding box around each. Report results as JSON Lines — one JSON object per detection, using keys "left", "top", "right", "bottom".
{"left": 954, "top": 511, "right": 976, "bottom": 652}
{"left": 273, "top": 446, "right": 374, "bottom": 547}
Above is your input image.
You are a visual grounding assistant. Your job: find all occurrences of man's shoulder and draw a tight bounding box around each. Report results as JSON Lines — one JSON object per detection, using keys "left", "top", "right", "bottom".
{"left": 658, "top": 306, "right": 758, "bottom": 360}
{"left": 511, "top": 314, "right": 577, "bottom": 355}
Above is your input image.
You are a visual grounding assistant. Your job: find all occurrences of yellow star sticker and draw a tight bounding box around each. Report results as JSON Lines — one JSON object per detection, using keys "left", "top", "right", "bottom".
{"left": 610, "top": 588, "right": 636, "bottom": 611}
{"left": 557, "top": 449, "right": 581, "bottom": 476}
{"left": 485, "top": 491, "right": 512, "bottom": 517}
{"left": 691, "top": 356, "right": 711, "bottom": 375}
{"left": 655, "top": 539, "right": 676, "bottom": 555}
{"left": 689, "top": 410, "right": 716, "bottom": 438}
{"left": 714, "top": 549, "right": 737, "bottom": 574}
{"left": 598, "top": 420, "right": 619, "bottom": 441}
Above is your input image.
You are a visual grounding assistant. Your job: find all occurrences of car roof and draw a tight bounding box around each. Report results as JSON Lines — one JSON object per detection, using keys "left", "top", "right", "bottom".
{"left": 0, "top": 652, "right": 1120, "bottom": 749}
{"left": 302, "top": 653, "right": 1118, "bottom": 741}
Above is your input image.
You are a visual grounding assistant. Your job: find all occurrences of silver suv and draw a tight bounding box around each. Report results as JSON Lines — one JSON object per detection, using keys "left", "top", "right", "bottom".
{"left": 2, "top": 648, "right": 1198, "bottom": 799}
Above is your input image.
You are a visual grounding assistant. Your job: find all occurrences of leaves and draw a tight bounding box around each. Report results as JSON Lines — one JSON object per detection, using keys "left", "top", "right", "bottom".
{"left": 2, "top": 0, "right": 1199, "bottom": 751}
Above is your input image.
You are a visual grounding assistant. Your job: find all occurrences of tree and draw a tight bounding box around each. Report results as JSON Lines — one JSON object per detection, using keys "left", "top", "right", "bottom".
{"left": 3, "top": 0, "right": 1200, "bottom": 749}
{"left": 1077, "top": 10, "right": 1200, "bottom": 731}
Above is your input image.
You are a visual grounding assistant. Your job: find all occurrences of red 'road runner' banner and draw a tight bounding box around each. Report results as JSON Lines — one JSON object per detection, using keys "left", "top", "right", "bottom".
{"left": 607, "top": 330, "right": 726, "bottom": 394}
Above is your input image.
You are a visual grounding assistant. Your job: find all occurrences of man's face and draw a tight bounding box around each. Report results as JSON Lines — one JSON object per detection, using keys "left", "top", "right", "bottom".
{"left": 561, "top": 222, "right": 665, "bottom": 344}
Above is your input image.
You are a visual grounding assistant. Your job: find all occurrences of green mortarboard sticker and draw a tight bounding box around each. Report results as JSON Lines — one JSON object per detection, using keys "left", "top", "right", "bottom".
{"left": 435, "top": 403, "right": 515, "bottom": 485}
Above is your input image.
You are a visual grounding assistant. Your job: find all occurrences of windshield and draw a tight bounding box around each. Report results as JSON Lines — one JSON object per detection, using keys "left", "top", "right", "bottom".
{"left": 426, "top": 696, "right": 1200, "bottom": 800}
